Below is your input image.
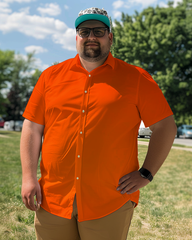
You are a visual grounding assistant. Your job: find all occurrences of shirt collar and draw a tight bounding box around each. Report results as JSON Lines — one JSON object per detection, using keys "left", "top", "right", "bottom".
{"left": 70, "top": 52, "right": 115, "bottom": 71}
{"left": 103, "top": 52, "right": 115, "bottom": 69}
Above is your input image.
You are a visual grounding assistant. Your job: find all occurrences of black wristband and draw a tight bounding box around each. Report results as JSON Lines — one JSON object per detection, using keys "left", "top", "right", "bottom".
{"left": 139, "top": 167, "right": 153, "bottom": 181}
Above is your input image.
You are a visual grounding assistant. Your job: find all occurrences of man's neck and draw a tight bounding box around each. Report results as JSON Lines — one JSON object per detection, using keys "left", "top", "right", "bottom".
{"left": 79, "top": 56, "right": 107, "bottom": 72}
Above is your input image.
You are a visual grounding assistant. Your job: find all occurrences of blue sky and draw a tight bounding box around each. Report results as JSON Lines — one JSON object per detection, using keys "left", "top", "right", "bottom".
{"left": 0, "top": 0, "right": 182, "bottom": 71}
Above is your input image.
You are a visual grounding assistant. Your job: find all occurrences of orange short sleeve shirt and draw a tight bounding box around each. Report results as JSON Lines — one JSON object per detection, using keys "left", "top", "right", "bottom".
{"left": 23, "top": 53, "right": 173, "bottom": 222}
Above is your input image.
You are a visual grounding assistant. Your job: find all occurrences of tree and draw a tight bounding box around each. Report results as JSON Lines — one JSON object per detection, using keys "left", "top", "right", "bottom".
{"left": 0, "top": 50, "right": 15, "bottom": 114}
{"left": 0, "top": 50, "right": 42, "bottom": 120}
{"left": 112, "top": 0, "right": 192, "bottom": 125}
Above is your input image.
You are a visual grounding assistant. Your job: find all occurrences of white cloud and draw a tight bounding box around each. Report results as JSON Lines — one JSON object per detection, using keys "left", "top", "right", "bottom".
{"left": 159, "top": 2, "right": 168, "bottom": 8}
{"left": 37, "top": 3, "right": 61, "bottom": 16}
{"left": 52, "top": 28, "right": 76, "bottom": 51}
{"left": 0, "top": 10, "right": 76, "bottom": 51}
{"left": 34, "top": 57, "right": 49, "bottom": 70}
{"left": 125, "top": 0, "right": 182, "bottom": 8}
{"left": 113, "top": 10, "right": 122, "bottom": 18}
{"left": 19, "top": 6, "right": 30, "bottom": 14}
{"left": 126, "top": 0, "right": 157, "bottom": 8}
{"left": 0, "top": 12, "right": 67, "bottom": 39}
{"left": 25, "top": 45, "right": 48, "bottom": 54}
{"left": 64, "top": 5, "right": 69, "bottom": 10}
{"left": 173, "top": 0, "right": 182, "bottom": 8}
{"left": 0, "top": 2, "right": 12, "bottom": 13}
{"left": 112, "top": 0, "right": 124, "bottom": 9}
{"left": 3, "top": 0, "right": 34, "bottom": 3}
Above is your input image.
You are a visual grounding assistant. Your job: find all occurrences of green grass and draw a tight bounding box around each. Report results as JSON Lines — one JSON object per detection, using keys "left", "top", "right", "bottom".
{"left": 129, "top": 145, "right": 192, "bottom": 239}
{"left": 138, "top": 138, "right": 150, "bottom": 142}
{"left": 0, "top": 131, "right": 40, "bottom": 240}
{"left": 0, "top": 131, "right": 192, "bottom": 239}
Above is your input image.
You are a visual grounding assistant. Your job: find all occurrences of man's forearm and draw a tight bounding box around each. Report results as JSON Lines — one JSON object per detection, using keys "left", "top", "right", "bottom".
{"left": 117, "top": 116, "right": 177, "bottom": 194}
{"left": 142, "top": 115, "right": 177, "bottom": 176}
{"left": 20, "top": 120, "right": 43, "bottom": 180}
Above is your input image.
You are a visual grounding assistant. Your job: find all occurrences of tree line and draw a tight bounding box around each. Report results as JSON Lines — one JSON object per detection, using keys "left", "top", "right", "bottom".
{"left": 111, "top": 0, "right": 192, "bottom": 125}
{"left": 0, "top": 0, "right": 191, "bottom": 125}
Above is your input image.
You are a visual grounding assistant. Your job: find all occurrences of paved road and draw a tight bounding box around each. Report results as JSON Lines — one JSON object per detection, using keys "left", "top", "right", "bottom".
{"left": 138, "top": 137, "right": 192, "bottom": 152}
{"left": 138, "top": 136, "right": 192, "bottom": 147}
{"left": 173, "top": 138, "right": 192, "bottom": 147}
{"left": 138, "top": 140, "right": 192, "bottom": 152}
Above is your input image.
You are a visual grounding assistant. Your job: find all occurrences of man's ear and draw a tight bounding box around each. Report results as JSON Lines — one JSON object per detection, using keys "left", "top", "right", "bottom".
{"left": 76, "top": 35, "right": 77, "bottom": 41}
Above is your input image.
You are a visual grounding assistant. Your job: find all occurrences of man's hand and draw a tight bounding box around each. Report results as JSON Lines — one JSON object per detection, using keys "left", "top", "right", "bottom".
{"left": 20, "top": 119, "right": 44, "bottom": 211}
{"left": 21, "top": 178, "right": 42, "bottom": 211}
{"left": 117, "top": 171, "right": 150, "bottom": 194}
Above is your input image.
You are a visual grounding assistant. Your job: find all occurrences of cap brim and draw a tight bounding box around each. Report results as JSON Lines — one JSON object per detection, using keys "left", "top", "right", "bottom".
{"left": 75, "top": 14, "right": 110, "bottom": 28}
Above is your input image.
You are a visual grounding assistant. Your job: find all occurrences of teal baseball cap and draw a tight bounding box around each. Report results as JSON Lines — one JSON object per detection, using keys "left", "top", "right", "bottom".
{"left": 75, "top": 7, "right": 111, "bottom": 30}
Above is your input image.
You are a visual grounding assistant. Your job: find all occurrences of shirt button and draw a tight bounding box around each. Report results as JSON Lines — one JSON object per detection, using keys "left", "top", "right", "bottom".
{"left": 82, "top": 110, "right": 85, "bottom": 113}
{"left": 76, "top": 177, "right": 79, "bottom": 180}
{"left": 80, "top": 131, "right": 83, "bottom": 134}
{"left": 77, "top": 155, "right": 80, "bottom": 158}
{"left": 89, "top": 74, "right": 91, "bottom": 77}
{"left": 84, "top": 90, "right": 87, "bottom": 94}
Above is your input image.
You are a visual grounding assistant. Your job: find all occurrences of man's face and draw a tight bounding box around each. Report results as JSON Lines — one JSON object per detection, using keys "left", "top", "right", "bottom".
{"left": 76, "top": 20, "right": 113, "bottom": 62}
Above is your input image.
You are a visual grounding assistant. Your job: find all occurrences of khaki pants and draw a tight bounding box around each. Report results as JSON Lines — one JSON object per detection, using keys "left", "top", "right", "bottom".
{"left": 35, "top": 197, "right": 135, "bottom": 240}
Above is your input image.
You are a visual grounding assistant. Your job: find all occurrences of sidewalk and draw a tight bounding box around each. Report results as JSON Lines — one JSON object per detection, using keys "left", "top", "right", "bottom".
{"left": 138, "top": 141, "right": 192, "bottom": 152}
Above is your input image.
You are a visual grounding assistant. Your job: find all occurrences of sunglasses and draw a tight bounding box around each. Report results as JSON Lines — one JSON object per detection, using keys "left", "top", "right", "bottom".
{"left": 76, "top": 27, "right": 109, "bottom": 38}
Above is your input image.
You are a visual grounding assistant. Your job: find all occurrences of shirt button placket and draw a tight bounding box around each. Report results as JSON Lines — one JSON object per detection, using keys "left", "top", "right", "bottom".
{"left": 76, "top": 73, "right": 91, "bottom": 190}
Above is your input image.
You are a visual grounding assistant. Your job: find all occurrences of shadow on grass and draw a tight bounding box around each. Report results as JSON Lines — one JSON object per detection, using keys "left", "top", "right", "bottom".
{"left": 0, "top": 131, "right": 13, "bottom": 135}
{"left": 0, "top": 130, "right": 21, "bottom": 137}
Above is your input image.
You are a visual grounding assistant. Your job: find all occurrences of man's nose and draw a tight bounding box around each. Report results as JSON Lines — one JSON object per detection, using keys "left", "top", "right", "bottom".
{"left": 88, "top": 30, "right": 96, "bottom": 39}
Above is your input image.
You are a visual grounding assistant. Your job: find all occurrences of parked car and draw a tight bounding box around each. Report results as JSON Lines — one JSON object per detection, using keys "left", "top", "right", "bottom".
{"left": 14, "top": 120, "right": 23, "bottom": 131}
{"left": 0, "top": 117, "right": 5, "bottom": 128}
{"left": 4, "top": 120, "right": 23, "bottom": 131}
{"left": 4, "top": 121, "right": 15, "bottom": 131}
{"left": 177, "top": 125, "right": 192, "bottom": 139}
{"left": 138, "top": 121, "right": 152, "bottom": 138}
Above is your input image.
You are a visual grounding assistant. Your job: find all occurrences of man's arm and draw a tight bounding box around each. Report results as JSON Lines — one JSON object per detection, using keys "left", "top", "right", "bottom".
{"left": 20, "top": 119, "right": 44, "bottom": 211}
{"left": 117, "top": 115, "right": 177, "bottom": 194}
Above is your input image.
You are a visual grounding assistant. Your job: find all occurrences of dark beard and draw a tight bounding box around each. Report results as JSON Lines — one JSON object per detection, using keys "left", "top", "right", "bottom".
{"left": 79, "top": 41, "right": 110, "bottom": 62}
{"left": 84, "top": 46, "right": 101, "bottom": 59}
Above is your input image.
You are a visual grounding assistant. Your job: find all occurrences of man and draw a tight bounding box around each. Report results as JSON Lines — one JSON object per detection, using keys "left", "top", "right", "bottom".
{"left": 20, "top": 7, "right": 177, "bottom": 240}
